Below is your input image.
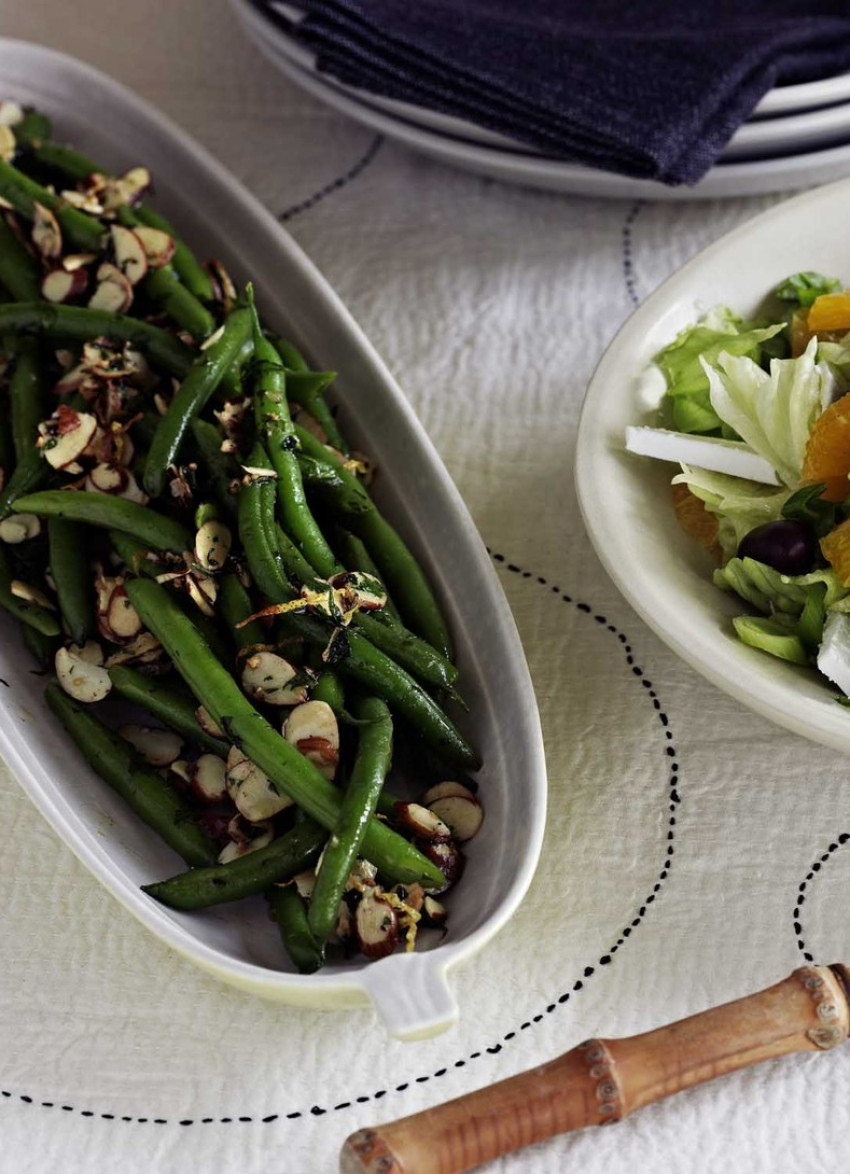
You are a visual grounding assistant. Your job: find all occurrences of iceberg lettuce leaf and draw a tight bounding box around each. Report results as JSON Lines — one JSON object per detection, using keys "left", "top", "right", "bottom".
{"left": 654, "top": 313, "right": 784, "bottom": 435}
{"left": 713, "top": 557, "right": 848, "bottom": 617}
{"left": 703, "top": 337, "right": 837, "bottom": 487}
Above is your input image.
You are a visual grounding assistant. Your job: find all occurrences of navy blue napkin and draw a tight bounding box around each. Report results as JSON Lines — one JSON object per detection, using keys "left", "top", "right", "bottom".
{"left": 259, "top": 0, "right": 850, "bottom": 184}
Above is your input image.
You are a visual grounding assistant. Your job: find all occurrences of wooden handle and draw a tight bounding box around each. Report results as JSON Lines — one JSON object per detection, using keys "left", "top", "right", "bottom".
{"left": 341, "top": 964, "right": 850, "bottom": 1174}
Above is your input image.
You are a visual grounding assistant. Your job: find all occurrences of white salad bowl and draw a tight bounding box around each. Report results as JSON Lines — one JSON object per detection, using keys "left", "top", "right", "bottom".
{"left": 576, "top": 176, "right": 850, "bottom": 757}
{"left": 0, "top": 40, "right": 546, "bottom": 1040}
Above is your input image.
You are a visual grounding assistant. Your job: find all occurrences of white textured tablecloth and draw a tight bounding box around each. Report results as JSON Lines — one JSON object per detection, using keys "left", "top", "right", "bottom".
{"left": 2, "top": 3, "right": 850, "bottom": 1172}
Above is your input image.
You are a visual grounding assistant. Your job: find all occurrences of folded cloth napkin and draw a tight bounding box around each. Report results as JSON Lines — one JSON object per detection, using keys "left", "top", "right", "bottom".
{"left": 259, "top": 0, "right": 850, "bottom": 185}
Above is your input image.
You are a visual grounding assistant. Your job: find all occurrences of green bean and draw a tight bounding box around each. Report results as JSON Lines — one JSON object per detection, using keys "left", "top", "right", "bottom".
{"left": 251, "top": 302, "right": 338, "bottom": 576}
{"left": 332, "top": 526, "right": 401, "bottom": 622}
{"left": 296, "top": 428, "right": 453, "bottom": 660}
{"left": 218, "top": 571, "right": 265, "bottom": 651}
{"left": 269, "top": 882, "right": 324, "bottom": 974}
{"left": 124, "top": 577, "right": 445, "bottom": 887}
{"left": 143, "top": 819, "right": 326, "bottom": 912}
{"left": 47, "top": 517, "right": 94, "bottom": 645}
{"left": 17, "top": 139, "right": 216, "bottom": 322}
{"left": 133, "top": 204, "right": 215, "bottom": 303}
{"left": 0, "top": 215, "right": 42, "bottom": 301}
{"left": 274, "top": 524, "right": 458, "bottom": 691}
{"left": 144, "top": 305, "right": 252, "bottom": 497}
{"left": 137, "top": 259, "right": 215, "bottom": 340}
{"left": 0, "top": 158, "right": 104, "bottom": 252}
{"left": 286, "top": 370, "right": 346, "bottom": 453}
{"left": 237, "top": 444, "right": 293, "bottom": 603}
{"left": 274, "top": 337, "right": 309, "bottom": 372}
{"left": 0, "top": 302, "right": 192, "bottom": 375}
{"left": 25, "top": 139, "right": 95, "bottom": 178}
{"left": 21, "top": 622, "right": 58, "bottom": 670}
{"left": 107, "top": 665, "right": 228, "bottom": 757}
{"left": 0, "top": 543, "right": 60, "bottom": 635}
{"left": 8, "top": 338, "right": 44, "bottom": 460}
{"left": 311, "top": 668, "right": 345, "bottom": 714}
{"left": 274, "top": 523, "right": 331, "bottom": 585}
{"left": 107, "top": 529, "right": 161, "bottom": 579}
{"left": 12, "top": 111, "right": 52, "bottom": 148}
{"left": 188, "top": 419, "right": 238, "bottom": 521}
{"left": 309, "top": 695, "right": 392, "bottom": 946}
{"left": 45, "top": 678, "right": 217, "bottom": 867}
{"left": 13, "top": 490, "right": 191, "bottom": 553}
{"left": 0, "top": 447, "right": 48, "bottom": 519}
{"left": 281, "top": 611, "right": 478, "bottom": 769}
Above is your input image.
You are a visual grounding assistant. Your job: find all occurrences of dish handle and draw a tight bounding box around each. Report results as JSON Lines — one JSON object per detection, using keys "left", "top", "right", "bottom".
{"left": 361, "top": 953, "right": 458, "bottom": 1041}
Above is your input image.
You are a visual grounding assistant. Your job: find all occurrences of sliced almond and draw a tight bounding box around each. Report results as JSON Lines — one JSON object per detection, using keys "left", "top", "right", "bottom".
{"left": 427, "top": 795, "right": 483, "bottom": 843}
{"left": 282, "top": 700, "right": 339, "bottom": 779}
{"left": 101, "top": 166, "right": 150, "bottom": 212}
{"left": 417, "top": 839, "right": 465, "bottom": 895}
{"left": 31, "top": 201, "right": 62, "bottom": 260}
{"left": 393, "top": 802, "right": 451, "bottom": 842}
{"left": 103, "top": 630, "right": 163, "bottom": 668}
{"left": 354, "top": 890, "right": 399, "bottom": 960}
{"left": 61, "top": 187, "right": 104, "bottom": 214}
{"left": 55, "top": 644, "right": 112, "bottom": 703}
{"left": 189, "top": 754, "right": 228, "bottom": 803}
{"left": 118, "top": 724, "right": 183, "bottom": 767}
{"left": 62, "top": 252, "right": 97, "bottom": 273}
{"left": 86, "top": 463, "right": 126, "bottom": 494}
{"left": 109, "top": 224, "right": 148, "bottom": 285}
{"left": 39, "top": 407, "right": 98, "bottom": 470}
{"left": 194, "top": 519, "right": 231, "bottom": 573}
{"left": 421, "top": 895, "right": 448, "bottom": 927}
{"left": 105, "top": 587, "right": 143, "bottom": 640}
{"left": 0, "top": 124, "right": 14, "bottom": 163}
{"left": 72, "top": 639, "right": 105, "bottom": 666}
{"left": 118, "top": 468, "right": 148, "bottom": 504}
{"left": 292, "top": 870, "right": 316, "bottom": 901}
{"left": 11, "top": 580, "right": 56, "bottom": 609}
{"left": 217, "top": 814, "right": 274, "bottom": 863}
{"left": 225, "top": 745, "right": 292, "bottom": 822}
{"left": 88, "top": 262, "right": 133, "bottom": 314}
{"left": 185, "top": 572, "right": 218, "bottom": 617}
{"left": 199, "top": 324, "right": 225, "bottom": 352}
{"left": 206, "top": 258, "right": 237, "bottom": 310}
{"left": 41, "top": 267, "right": 88, "bottom": 304}
{"left": 195, "top": 705, "right": 226, "bottom": 740}
{"left": 241, "top": 651, "right": 306, "bottom": 706}
{"left": 0, "top": 101, "right": 24, "bottom": 127}
{"left": 168, "top": 758, "right": 192, "bottom": 785}
{"left": 0, "top": 513, "right": 40, "bottom": 543}
{"left": 133, "top": 225, "right": 175, "bottom": 268}
{"left": 421, "top": 780, "right": 477, "bottom": 805}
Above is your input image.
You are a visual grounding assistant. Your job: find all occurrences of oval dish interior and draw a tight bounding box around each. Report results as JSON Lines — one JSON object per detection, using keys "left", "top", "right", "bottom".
{"left": 0, "top": 40, "right": 546, "bottom": 1016}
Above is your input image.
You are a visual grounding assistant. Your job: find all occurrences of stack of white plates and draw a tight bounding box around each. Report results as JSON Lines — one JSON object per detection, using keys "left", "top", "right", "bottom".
{"left": 231, "top": 0, "right": 850, "bottom": 201}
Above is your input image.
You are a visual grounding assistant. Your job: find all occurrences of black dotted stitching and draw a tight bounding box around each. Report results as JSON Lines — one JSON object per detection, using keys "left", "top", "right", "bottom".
{"left": 793, "top": 833, "right": 850, "bottom": 962}
{"left": 1, "top": 550, "right": 679, "bottom": 1127}
{"left": 277, "top": 135, "right": 384, "bottom": 224}
{"left": 622, "top": 200, "right": 645, "bottom": 308}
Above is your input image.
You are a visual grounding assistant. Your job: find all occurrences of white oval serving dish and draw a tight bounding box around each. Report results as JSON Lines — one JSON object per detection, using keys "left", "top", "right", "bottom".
{"left": 576, "top": 175, "right": 850, "bottom": 756}
{"left": 0, "top": 38, "right": 546, "bottom": 1040}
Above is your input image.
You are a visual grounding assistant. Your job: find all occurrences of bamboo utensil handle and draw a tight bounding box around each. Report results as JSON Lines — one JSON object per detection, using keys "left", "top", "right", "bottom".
{"left": 341, "top": 963, "right": 850, "bottom": 1174}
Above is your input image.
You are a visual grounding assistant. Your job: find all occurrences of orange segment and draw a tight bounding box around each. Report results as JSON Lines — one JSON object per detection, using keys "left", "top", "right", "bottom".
{"left": 808, "top": 291, "right": 850, "bottom": 333}
{"left": 671, "top": 483, "right": 721, "bottom": 560}
{"left": 801, "top": 391, "right": 850, "bottom": 502}
{"left": 821, "top": 517, "right": 850, "bottom": 585}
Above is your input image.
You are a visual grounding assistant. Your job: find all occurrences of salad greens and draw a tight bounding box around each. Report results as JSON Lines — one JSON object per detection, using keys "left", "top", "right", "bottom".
{"left": 634, "top": 270, "right": 850, "bottom": 696}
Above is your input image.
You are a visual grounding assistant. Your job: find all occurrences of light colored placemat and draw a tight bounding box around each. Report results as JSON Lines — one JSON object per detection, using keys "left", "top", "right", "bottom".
{"left": 0, "top": 3, "right": 848, "bottom": 1172}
